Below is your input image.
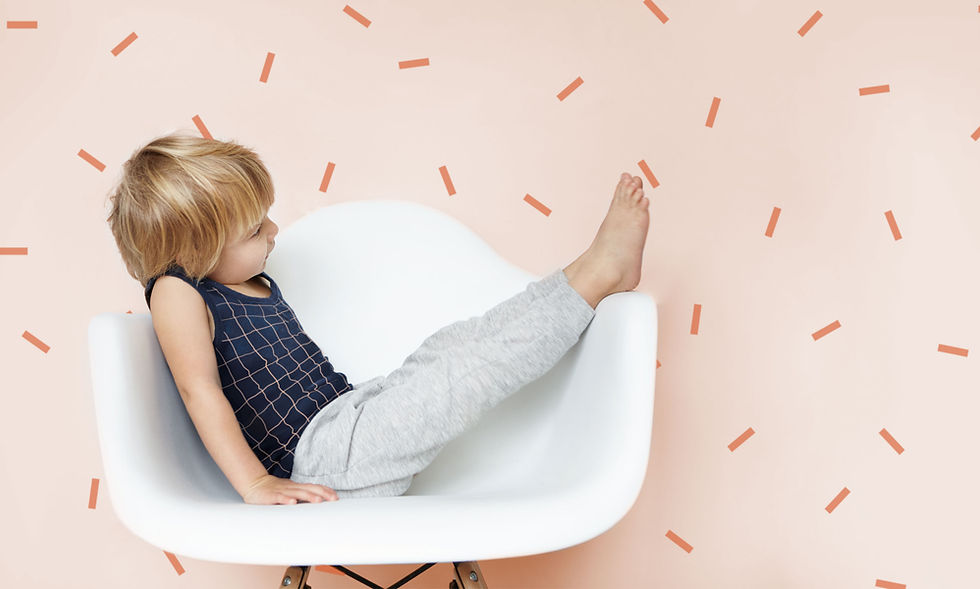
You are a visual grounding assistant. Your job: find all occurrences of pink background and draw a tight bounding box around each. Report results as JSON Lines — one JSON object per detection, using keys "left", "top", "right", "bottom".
{"left": 2, "top": 0, "right": 979, "bottom": 587}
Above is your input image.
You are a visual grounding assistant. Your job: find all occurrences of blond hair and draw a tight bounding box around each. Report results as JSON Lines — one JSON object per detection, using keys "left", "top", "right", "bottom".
{"left": 106, "top": 132, "right": 275, "bottom": 287}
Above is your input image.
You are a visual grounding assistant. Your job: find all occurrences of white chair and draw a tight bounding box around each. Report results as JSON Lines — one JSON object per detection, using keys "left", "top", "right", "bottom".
{"left": 88, "top": 200, "right": 658, "bottom": 589}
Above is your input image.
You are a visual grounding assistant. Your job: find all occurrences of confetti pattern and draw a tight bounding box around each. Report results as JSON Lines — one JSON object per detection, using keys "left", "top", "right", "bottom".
{"left": 859, "top": 85, "right": 891, "bottom": 96}
{"left": 879, "top": 428, "right": 905, "bottom": 455}
{"left": 110, "top": 32, "right": 137, "bottom": 56}
{"left": 259, "top": 52, "right": 275, "bottom": 83}
{"left": 690, "top": 304, "right": 702, "bottom": 335}
{"left": 557, "top": 77, "right": 584, "bottom": 101}
{"left": 3, "top": 2, "right": 978, "bottom": 587}
{"left": 637, "top": 160, "right": 661, "bottom": 189}
{"left": 163, "top": 552, "right": 185, "bottom": 575}
{"left": 825, "top": 487, "right": 851, "bottom": 514}
{"left": 524, "top": 194, "right": 552, "bottom": 216}
{"left": 938, "top": 344, "right": 969, "bottom": 357}
{"left": 319, "top": 162, "right": 336, "bottom": 192}
{"left": 439, "top": 165, "right": 457, "bottom": 195}
{"left": 812, "top": 320, "right": 842, "bottom": 341}
{"left": 398, "top": 58, "right": 430, "bottom": 69}
{"left": 343, "top": 5, "right": 372, "bottom": 27}
{"left": 77, "top": 149, "right": 106, "bottom": 172}
{"left": 88, "top": 478, "right": 100, "bottom": 509}
{"left": 705, "top": 97, "right": 721, "bottom": 128}
{"left": 798, "top": 11, "right": 823, "bottom": 37}
{"left": 765, "top": 207, "right": 781, "bottom": 237}
{"left": 22, "top": 331, "right": 49, "bottom": 353}
{"left": 665, "top": 530, "right": 693, "bottom": 553}
{"left": 643, "top": 1, "right": 669, "bottom": 24}
{"left": 728, "top": 427, "right": 755, "bottom": 451}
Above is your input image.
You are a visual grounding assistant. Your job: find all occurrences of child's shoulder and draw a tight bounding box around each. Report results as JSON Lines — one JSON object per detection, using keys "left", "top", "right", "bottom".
{"left": 148, "top": 274, "right": 205, "bottom": 312}
{"left": 148, "top": 275, "right": 216, "bottom": 341}
{"left": 145, "top": 264, "right": 200, "bottom": 304}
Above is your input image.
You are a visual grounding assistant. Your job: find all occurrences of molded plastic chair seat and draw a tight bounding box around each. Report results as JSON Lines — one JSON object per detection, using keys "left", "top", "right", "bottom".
{"left": 88, "top": 200, "right": 657, "bottom": 566}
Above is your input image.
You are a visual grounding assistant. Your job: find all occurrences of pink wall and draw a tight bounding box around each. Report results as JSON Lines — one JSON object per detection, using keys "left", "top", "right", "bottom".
{"left": 2, "top": 0, "right": 978, "bottom": 587}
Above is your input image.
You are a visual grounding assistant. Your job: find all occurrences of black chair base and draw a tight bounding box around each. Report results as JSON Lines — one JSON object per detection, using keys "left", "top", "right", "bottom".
{"left": 279, "top": 562, "right": 488, "bottom": 589}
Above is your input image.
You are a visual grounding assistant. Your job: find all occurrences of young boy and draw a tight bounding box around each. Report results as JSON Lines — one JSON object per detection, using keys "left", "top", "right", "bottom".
{"left": 107, "top": 133, "right": 650, "bottom": 502}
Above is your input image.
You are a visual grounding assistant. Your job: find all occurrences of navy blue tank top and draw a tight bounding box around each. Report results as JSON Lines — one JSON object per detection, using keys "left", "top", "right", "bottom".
{"left": 144, "top": 265, "right": 353, "bottom": 479}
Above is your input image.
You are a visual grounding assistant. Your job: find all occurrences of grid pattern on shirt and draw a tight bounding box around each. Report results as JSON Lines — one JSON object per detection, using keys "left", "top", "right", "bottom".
{"left": 145, "top": 266, "right": 353, "bottom": 478}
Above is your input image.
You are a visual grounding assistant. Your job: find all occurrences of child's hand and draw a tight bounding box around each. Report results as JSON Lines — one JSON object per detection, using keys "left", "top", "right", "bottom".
{"left": 242, "top": 474, "right": 339, "bottom": 505}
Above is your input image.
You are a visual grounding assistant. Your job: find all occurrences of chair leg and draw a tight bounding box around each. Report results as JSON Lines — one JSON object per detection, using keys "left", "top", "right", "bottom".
{"left": 279, "top": 565, "right": 312, "bottom": 589}
{"left": 452, "top": 562, "right": 488, "bottom": 589}
{"left": 277, "top": 561, "right": 489, "bottom": 589}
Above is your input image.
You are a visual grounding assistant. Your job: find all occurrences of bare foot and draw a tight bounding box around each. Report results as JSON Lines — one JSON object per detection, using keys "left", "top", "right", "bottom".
{"left": 563, "top": 172, "right": 651, "bottom": 308}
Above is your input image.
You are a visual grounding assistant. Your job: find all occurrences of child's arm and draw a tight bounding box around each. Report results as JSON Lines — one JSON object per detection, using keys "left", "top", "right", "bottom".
{"left": 180, "top": 383, "right": 274, "bottom": 496}
{"left": 149, "top": 276, "right": 338, "bottom": 504}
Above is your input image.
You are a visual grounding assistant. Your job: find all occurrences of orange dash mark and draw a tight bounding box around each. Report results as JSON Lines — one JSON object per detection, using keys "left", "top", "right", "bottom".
{"left": 111, "top": 32, "right": 138, "bottom": 56}
{"left": 259, "top": 52, "right": 275, "bottom": 83}
{"left": 319, "top": 162, "right": 336, "bottom": 193}
{"left": 637, "top": 160, "right": 661, "bottom": 188}
{"left": 0, "top": 247, "right": 28, "bottom": 255}
{"left": 728, "top": 427, "right": 755, "bottom": 452}
{"left": 798, "top": 11, "right": 822, "bottom": 37}
{"left": 875, "top": 580, "right": 906, "bottom": 589}
{"left": 878, "top": 428, "right": 904, "bottom": 455}
{"left": 343, "top": 5, "right": 372, "bottom": 27}
{"left": 811, "top": 320, "right": 841, "bottom": 341}
{"left": 656, "top": 359, "right": 661, "bottom": 369}
{"left": 643, "top": 0, "right": 669, "bottom": 23}
{"left": 825, "top": 487, "right": 850, "bottom": 513}
{"left": 765, "top": 207, "right": 781, "bottom": 237}
{"left": 859, "top": 85, "right": 890, "bottom": 96}
{"left": 690, "top": 304, "right": 702, "bottom": 335}
{"left": 88, "top": 478, "right": 100, "bottom": 509}
{"left": 439, "top": 166, "right": 456, "bottom": 196}
{"left": 524, "top": 194, "right": 551, "bottom": 216}
{"left": 938, "top": 343, "right": 969, "bottom": 357}
{"left": 164, "top": 552, "right": 186, "bottom": 575}
{"left": 971, "top": 125, "right": 980, "bottom": 141}
{"left": 705, "top": 97, "right": 721, "bottom": 127}
{"left": 7, "top": 21, "right": 38, "bottom": 29}
{"left": 557, "top": 77, "right": 584, "bottom": 101}
{"left": 78, "top": 149, "right": 106, "bottom": 172}
{"left": 884, "top": 210, "right": 902, "bottom": 240}
{"left": 398, "top": 58, "right": 430, "bottom": 69}
{"left": 22, "top": 331, "right": 50, "bottom": 353}
{"left": 665, "top": 530, "right": 693, "bottom": 553}
{"left": 191, "top": 115, "right": 213, "bottom": 139}
{"left": 315, "top": 566, "right": 345, "bottom": 576}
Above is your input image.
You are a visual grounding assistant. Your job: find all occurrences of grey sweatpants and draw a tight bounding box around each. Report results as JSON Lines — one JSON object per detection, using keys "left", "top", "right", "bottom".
{"left": 289, "top": 267, "right": 596, "bottom": 498}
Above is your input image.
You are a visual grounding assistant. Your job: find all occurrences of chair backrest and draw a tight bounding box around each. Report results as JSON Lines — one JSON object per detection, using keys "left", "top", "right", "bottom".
{"left": 267, "top": 200, "right": 542, "bottom": 388}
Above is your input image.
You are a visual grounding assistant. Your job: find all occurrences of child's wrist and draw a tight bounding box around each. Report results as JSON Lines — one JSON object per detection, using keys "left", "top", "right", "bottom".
{"left": 236, "top": 471, "right": 272, "bottom": 498}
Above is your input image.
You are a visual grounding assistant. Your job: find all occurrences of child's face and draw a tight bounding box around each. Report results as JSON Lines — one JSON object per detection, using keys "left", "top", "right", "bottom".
{"left": 206, "top": 210, "right": 279, "bottom": 285}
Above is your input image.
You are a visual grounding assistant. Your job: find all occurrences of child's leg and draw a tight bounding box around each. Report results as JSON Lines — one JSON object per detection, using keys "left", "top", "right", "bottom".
{"left": 291, "top": 267, "right": 595, "bottom": 498}
{"left": 291, "top": 171, "right": 652, "bottom": 498}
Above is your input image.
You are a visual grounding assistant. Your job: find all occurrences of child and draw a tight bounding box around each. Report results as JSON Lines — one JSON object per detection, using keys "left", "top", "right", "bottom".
{"left": 106, "top": 133, "right": 650, "bottom": 503}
